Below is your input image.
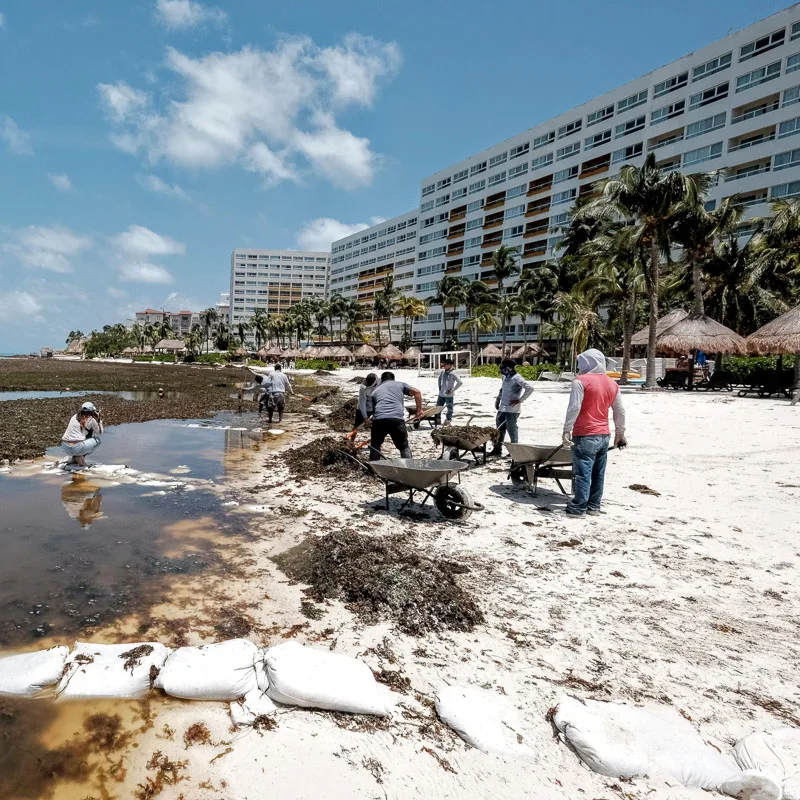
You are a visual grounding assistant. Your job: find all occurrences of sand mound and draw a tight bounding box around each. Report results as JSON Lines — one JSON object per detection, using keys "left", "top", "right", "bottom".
{"left": 274, "top": 531, "right": 484, "bottom": 636}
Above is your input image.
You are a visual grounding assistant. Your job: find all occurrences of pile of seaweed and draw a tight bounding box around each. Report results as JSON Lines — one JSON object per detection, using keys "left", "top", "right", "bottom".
{"left": 274, "top": 531, "right": 484, "bottom": 635}
{"left": 324, "top": 397, "right": 359, "bottom": 432}
{"left": 282, "top": 436, "right": 364, "bottom": 480}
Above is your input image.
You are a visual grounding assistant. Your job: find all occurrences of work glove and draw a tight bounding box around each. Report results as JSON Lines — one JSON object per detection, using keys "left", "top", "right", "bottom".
{"left": 562, "top": 431, "right": 572, "bottom": 448}
{"left": 614, "top": 431, "right": 628, "bottom": 449}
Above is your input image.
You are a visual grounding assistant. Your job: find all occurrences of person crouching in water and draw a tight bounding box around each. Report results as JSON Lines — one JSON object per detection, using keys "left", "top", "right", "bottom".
{"left": 562, "top": 348, "right": 627, "bottom": 517}
{"left": 355, "top": 373, "right": 379, "bottom": 429}
{"left": 61, "top": 401, "right": 103, "bottom": 467}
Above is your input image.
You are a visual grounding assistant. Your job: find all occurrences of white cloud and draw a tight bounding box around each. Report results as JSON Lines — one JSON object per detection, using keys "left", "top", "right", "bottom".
{"left": 98, "top": 35, "right": 400, "bottom": 188}
{"left": 112, "top": 224, "right": 185, "bottom": 257}
{"left": 3, "top": 225, "right": 92, "bottom": 273}
{"left": 97, "top": 81, "right": 148, "bottom": 123}
{"left": 118, "top": 261, "right": 175, "bottom": 284}
{"left": 296, "top": 217, "right": 373, "bottom": 252}
{"left": 155, "top": 0, "right": 226, "bottom": 29}
{"left": 48, "top": 173, "right": 72, "bottom": 192}
{"left": 0, "top": 291, "right": 43, "bottom": 319}
{"left": 1, "top": 115, "right": 33, "bottom": 155}
{"left": 106, "top": 286, "right": 127, "bottom": 299}
{"left": 136, "top": 173, "right": 189, "bottom": 200}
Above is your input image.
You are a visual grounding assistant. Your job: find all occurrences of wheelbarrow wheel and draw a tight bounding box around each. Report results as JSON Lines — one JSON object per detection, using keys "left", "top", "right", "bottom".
{"left": 435, "top": 484, "right": 474, "bottom": 521}
{"left": 413, "top": 420, "right": 421, "bottom": 430}
{"left": 510, "top": 465, "right": 527, "bottom": 487}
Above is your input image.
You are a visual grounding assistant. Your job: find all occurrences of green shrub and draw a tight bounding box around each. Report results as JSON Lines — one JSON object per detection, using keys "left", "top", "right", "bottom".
{"left": 296, "top": 358, "right": 339, "bottom": 370}
{"left": 194, "top": 353, "right": 228, "bottom": 365}
{"left": 471, "top": 362, "right": 561, "bottom": 381}
{"left": 133, "top": 355, "right": 153, "bottom": 362}
{"left": 726, "top": 355, "right": 795, "bottom": 385}
{"left": 247, "top": 358, "right": 266, "bottom": 367}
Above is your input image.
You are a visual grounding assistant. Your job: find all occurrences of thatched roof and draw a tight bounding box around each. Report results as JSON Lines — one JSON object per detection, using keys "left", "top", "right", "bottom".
{"left": 66, "top": 338, "right": 86, "bottom": 354}
{"left": 656, "top": 314, "right": 747, "bottom": 355}
{"left": 318, "top": 346, "right": 336, "bottom": 358}
{"left": 155, "top": 338, "right": 186, "bottom": 351}
{"left": 355, "top": 343, "right": 378, "bottom": 357}
{"left": 334, "top": 346, "right": 353, "bottom": 357}
{"left": 631, "top": 309, "right": 689, "bottom": 347}
{"left": 379, "top": 343, "right": 404, "bottom": 359}
{"left": 304, "top": 346, "right": 321, "bottom": 357}
{"left": 233, "top": 346, "right": 248, "bottom": 357}
{"left": 404, "top": 346, "right": 423, "bottom": 358}
{"left": 747, "top": 305, "right": 800, "bottom": 355}
{"left": 285, "top": 347, "right": 304, "bottom": 358}
{"left": 511, "top": 343, "right": 547, "bottom": 359}
{"left": 265, "top": 345, "right": 282, "bottom": 356}
{"left": 122, "top": 347, "right": 137, "bottom": 355}
{"left": 481, "top": 344, "right": 504, "bottom": 357}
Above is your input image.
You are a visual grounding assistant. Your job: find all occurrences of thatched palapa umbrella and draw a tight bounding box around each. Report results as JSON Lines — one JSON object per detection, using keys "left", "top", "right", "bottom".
{"left": 266, "top": 345, "right": 282, "bottom": 357}
{"left": 630, "top": 309, "right": 689, "bottom": 348}
{"left": 256, "top": 347, "right": 269, "bottom": 360}
{"left": 318, "top": 346, "right": 335, "bottom": 358}
{"left": 334, "top": 346, "right": 353, "bottom": 359}
{"left": 403, "top": 346, "right": 422, "bottom": 359}
{"left": 656, "top": 314, "right": 747, "bottom": 356}
{"left": 747, "top": 304, "right": 800, "bottom": 404}
{"left": 480, "top": 344, "right": 503, "bottom": 364}
{"left": 354, "top": 343, "right": 378, "bottom": 359}
{"left": 379, "top": 343, "right": 404, "bottom": 361}
{"left": 511, "top": 343, "right": 547, "bottom": 359}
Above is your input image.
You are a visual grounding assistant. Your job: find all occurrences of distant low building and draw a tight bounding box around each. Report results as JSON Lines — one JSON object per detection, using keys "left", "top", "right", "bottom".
{"left": 154, "top": 338, "right": 186, "bottom": 355}
{"left": 134, "top": 309, "right": 201, "bottom": 337}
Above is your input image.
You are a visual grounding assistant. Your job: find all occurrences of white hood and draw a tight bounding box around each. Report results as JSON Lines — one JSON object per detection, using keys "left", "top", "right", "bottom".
{"left": 576, "top": 348, "right": 607, "bottom": 375}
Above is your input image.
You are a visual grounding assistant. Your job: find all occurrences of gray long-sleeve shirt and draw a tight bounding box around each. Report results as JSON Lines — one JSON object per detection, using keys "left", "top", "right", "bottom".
{"left": 496, "top": 373, "right": 534, "bottom": 413}
{"left": 437, "top": 370, "right": 463, "bottom": 397}
{"left": 266, "top": 372, "right": 293, "bottom": 395}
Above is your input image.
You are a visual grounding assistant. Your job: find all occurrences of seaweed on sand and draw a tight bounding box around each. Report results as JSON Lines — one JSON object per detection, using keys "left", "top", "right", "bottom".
{"left": 323, "top": 397, "right": 359, "bottom": 432}
{"left": 282, "top": 436, "right": 364, "bottom": 480}
{"left": 273, "top": 531, "right": 484, "bottom": 636}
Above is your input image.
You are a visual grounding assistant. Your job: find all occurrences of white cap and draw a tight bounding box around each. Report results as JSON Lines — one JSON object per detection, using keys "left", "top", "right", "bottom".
{"left": 81, "top": 401, "right": 97, "bottom": 413}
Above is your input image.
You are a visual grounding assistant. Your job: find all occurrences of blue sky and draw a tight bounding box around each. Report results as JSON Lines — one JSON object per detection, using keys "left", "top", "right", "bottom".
{"left": 0, "top": 0, "right": 792, "bottom": 352}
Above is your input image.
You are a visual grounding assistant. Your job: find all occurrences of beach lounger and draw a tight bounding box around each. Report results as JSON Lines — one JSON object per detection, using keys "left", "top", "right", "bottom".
{"left": 537, "top": 371, "right": 561, "bottom": 382}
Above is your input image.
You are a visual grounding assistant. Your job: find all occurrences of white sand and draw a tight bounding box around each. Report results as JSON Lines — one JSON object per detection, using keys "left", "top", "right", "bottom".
{"left": 46, "top": 369, "right": 800, "bottom": 799}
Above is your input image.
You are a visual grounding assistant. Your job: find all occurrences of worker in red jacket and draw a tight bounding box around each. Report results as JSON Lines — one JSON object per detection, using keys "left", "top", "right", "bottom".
{"left": 562, "top": 349, "right": 627, "bottom": 517}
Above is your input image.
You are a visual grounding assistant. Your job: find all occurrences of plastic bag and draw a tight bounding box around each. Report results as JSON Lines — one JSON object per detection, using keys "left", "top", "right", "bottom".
{"left": 0, "top": 646, "right": 69, "bottom": 697}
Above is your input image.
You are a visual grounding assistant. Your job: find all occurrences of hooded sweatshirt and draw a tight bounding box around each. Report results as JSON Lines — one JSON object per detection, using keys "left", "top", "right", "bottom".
{"left": 563, "top": 349, "right": 626, "bottom": 437}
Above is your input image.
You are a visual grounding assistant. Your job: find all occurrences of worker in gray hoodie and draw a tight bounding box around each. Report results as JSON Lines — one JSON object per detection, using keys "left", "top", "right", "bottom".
{"left": 491, "top": 359, "right": 534, "bottom": 454}
{"left": 436, "top": 358, "right": 463, "bottom": 425}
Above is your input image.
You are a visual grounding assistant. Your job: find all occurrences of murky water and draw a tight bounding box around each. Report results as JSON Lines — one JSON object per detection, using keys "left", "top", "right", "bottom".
{"left": 0, "top": 413, "right": 285, "bottom": 799}
{"left": 0, "top": 390, "right": 183, "bottom": 401}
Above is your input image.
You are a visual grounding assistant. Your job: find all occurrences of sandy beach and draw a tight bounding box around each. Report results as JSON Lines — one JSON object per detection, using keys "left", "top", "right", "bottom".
{"left": 8, "top": 366, "right": 793, "bottom": 800}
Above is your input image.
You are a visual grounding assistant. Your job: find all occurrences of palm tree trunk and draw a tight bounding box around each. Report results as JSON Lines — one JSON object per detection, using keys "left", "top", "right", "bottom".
{"left": 691, "top": 256, "right": 705, "bottom": 316}
{"left": 501, "top": 314, "right": 508, "bottom": 357}
{"left": 645, "top": 239, "right": 660, "bottom": 389}
{"left": 376, "top": 316, "right": 381, "bottom": 348}
{"left": 792, "top": 353, "right": 800, "bottom": 406}
{"left": 621, "top": 290, "right": 636, "bottom": 386}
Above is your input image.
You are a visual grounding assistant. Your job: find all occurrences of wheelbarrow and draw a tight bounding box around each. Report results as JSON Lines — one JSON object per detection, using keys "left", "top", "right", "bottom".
{"left": 368, "top": 458, "right": 483, "bottom": 520}
{"left": 432, "top": 428, "right": 497, "bottom": 465}
{"left": 406, "top": 404, "right": 444, "bottom": 429}
{"left": 505, "top": 443, "right": 574, "bottom": 496}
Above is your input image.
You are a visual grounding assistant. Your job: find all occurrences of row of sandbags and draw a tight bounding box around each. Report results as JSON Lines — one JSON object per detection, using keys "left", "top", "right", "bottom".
{"left": 0, "top": 639, "right": 392, "bottom": 716}
{"left": 2, "top": 642, "right": 797, "bottom": 798}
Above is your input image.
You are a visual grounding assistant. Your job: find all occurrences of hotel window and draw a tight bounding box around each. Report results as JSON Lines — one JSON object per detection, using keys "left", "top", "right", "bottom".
{"left": 466, "top": 217, "right": 483, "bottom": 230}
{"left": 788, "top": 53, "right": 800, "bottom": 74}
{"left": 504, "top": 225, "right": 524, "bottom": 240}
{"left": 465, "top": 236, "right": 481, "bottom": 248}
{"left": 470, "top": 161, "right": 487, "bottom": 175}
{"left": 437, "top": 212, "right": 449, "bottom": 223}
{"left": 504, "top": 204, "right": 525, "bottom": 220}
{"left": 615, "top": 115, "right": 645, "bottom": 138}
{"left": 508, "top": 162, "right": 528, "bottom": 178}
{"left": 421, "top": 200, "right": 434, "bottom": 212}
{"left": 510, "top": 142, "right": 530, "bottom": 158}
{"left": 467, "top": 199, "right": 485, "bottom": 212}
{"left": 488, "top": 171, "right": 507, "bottom": 187}
{"left": 436, "top": 177, "right": 451, "bottom": 189}
{"left": 554, "top": 165, "right": 578, "bottom": 183}
{"left": 468, "top": 179, "right": 486, "bottom": 194}
{"left": 617, "top": 90, "right": 648, "bottom": 112}
{"left": 682, "top": 141, "right": 722, "bottom": 166}
{"left": 779, "top": 116, "right": 800, "bottom": 137}
{"left": 736, "top": 61, "right": 781, "bottom": 93}
{"left": 557, "top": 118, "right": 582, "bottom": 139}
{"left": 452, "top": 186, "right": 468, "bottom": 200}
{"left": 422, "top": 183, "right": 435, "bottom": 196}
{"left": 550, "top": 211, "right": 570, "bottom": 228}
{"left": 507, "top": 183, "right": 527, "bottom": 198}
{"left": 552, "top": 188, "right": 577, "bottom": 205}
{"left": 464, "top": 254, "right": 481, "bottom": 267}
{"left": 651, "top": 99, "right": 685, "bottom": 124}
{"left": 435, "top": 193, "right": 450, "bottom": 207}
{"left": 773, "top": 148, "right": 800, "bottom": 170}
{"left": 587, "top": 104, "right": 614, "bottom": 126}
{"left": 489, "top": 151, "right": 508, "bottom": 167}
{"left": 585, "top": 129, "right": 612, "bottom": 149}
{"left": 453, "top": 168, "right": 469, "bottom": 183}
{"left": 689, "top": 81, "right": 729, "bottom": 108}
{"left": 531, "top": 152, "right": 554, "bottom": 169}
{"left": 533, "top": 131, "right": 555, "bottom": 149}
{"left": 556, "top": 141, "right": 581, "bottom": 161}
{"left": 686, "top": 112, "right": 726, "bottom": 139}
{"left": 612, "top": 142, "right": 643, "bottom": 163}
{"left": 784, "top": 85, "right": 800, "bottom": 107}
{"left": 692, "top": 52, "right": 732, "bottom": 82}
{"left": 653, "top": 71, "right": 688, "bottom": 98}
{"left": 740, "top": 28, "right": 785, "bottom": 61}
{"left": 793, "top": 21, "right": 800, "bottom": 40}
{"left": 422, "top": 216, "right": 435, "bottom": 228}
{"left": 771, "top": 180, "right": 800, "bottom": 198}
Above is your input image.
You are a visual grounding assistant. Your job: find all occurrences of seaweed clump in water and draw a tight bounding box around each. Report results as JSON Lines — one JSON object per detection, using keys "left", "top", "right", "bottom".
{"left": 274, "top": 531, "right": 484, "bottom": 636}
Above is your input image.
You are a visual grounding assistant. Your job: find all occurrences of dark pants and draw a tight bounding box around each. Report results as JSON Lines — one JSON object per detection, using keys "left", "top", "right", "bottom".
{"left": 369, "top": 418, "right": 412, "bottom": 461}
{"left": 261, "top": 392, "right": 286, "bottom": 423}
{"left": 436, "top": 395, "right": 454, "bottom": 421}
{"left": 567, "top": 434, "right": 610, "bottom": 514}
{"left": 494, "top": 410, "right": 520, "bottom": 444}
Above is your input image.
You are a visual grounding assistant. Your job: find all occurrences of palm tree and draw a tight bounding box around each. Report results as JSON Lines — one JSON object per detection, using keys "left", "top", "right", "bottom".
{"left": 433, "top": 275, "right": 468, "bottom": 348}
{"left": 214, "top": 319, "right": 230, "bottom": 351}
{"left": 490, "top": 245, "right": 520, "bottom": 295}
{"left": 373, "top": 275, "right": 400, "bottom": 345}
{"left": 157, "top": 318, "right": 174, "bottom": 341}
{"left": 328, "top": 293, "right": 348, "bottom": 343}
{"left": 463, "top": 280, "right": 494, "bottom": 354}
{"left": 65, "top": 330, "right": 84, "bottom": 346}
{"left": 494, "top": 293, "right": 522, "bottom": 355}
{"left": 517, "top": 262, "right": 560, "bottom": 349}
{"left": 549, "top": 290, "right": 604, "bottom": 366}
{"left": 128, "top": 324, "right": 142, "bottom": 353}
{"left": 343, "top": 299, "right": 364, "bottom": 347}
{"left": 394, "top": 294, "right": 428, "bottom": 348}
{"left": 236, "top": 320, "right": 250, "bottom": 349}
{"left": 458, "top": 301, "right": 500, "bottom": 350}
{"left": 586, "top": 153, "right": 698, "bottom": 387}
{"left": 141, "top": 322, "right": 155, "bottom": 353}
{"left": 184, "top": 324, "right": 204, "bottom": 357}
{"left": 251, "top": 308, "right": 269, "bottom": 351}
{"left": 307, "top": 298, "right": 329, "bottom": 343}
{"left": 754, "top": 197, "right": 800, "bottom": 305}
{"left": 201, "top": 307, "right": 218, "bottom": 354}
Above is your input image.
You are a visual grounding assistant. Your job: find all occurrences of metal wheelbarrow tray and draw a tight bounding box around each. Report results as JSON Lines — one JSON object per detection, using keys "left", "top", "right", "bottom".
{"left": 369, "top": 458, "right": 483, "bottom": 520}
{"left": 406, "top": 405, "right": 445, "bottom": 429}
{"left": 504, "top": 443, "right": 574, "bottom": 496}
{"left": 432, "top": 429, "right": 496, "bottom": 465}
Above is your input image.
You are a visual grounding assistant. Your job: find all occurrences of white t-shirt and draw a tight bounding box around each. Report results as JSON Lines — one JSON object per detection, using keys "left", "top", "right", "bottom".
{"left": 62, "top": 414, "right": 101, "bottom": 442}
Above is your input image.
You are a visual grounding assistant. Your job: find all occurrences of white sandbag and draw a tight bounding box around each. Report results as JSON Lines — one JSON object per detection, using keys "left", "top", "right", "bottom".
{"left": 0, "top": 646, "right": 69, "bottom": 697}
{"left": 435, "top": 685, "right": 535, "bottom": 760}
{"left": 154, "top": 639, "right": 258, "bottom": 701}
{"left": 264, "top": 640, "right": 389, "bottom": 716}
{"left": 57, "top": 641, "right": 169, "bottom": 700}
{"left": 554, "top": 696, "right": 780, "bottom": 799}
{"left": 230, "top": 688, "right": 279, "bottom": 728}
{"left": 734, "top": 728, "right": 800, "bottom": 800}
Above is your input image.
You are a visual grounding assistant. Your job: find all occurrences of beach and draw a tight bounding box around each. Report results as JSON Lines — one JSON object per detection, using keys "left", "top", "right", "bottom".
{"left": 1, "top": 364, "right": 799, "bottom": 799}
